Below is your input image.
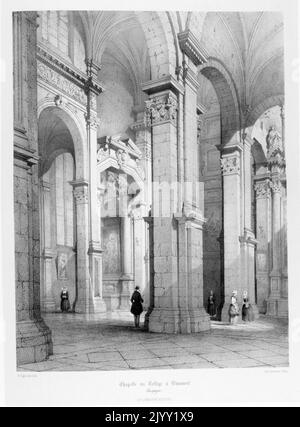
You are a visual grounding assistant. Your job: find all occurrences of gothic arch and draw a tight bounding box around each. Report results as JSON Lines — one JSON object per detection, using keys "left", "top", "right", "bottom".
{"left": 199, "top": 58, "right": 241, "bottom": 145}
{"left": 248, "top": 94, "right": 284, "bottom": 129}
{"left": 38, "top": 103, "right": 87, "bottom": 180}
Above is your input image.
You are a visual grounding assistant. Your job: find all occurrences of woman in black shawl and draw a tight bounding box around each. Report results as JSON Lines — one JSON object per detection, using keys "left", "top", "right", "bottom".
{"left": 130, "top": 286, "right": 144, "bottom": 328}
{"left": 60, "top": 287, "right": 71, "bottom": 313}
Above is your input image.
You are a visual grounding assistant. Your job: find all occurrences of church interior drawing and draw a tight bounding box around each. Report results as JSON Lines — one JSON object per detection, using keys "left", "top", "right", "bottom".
{"left": 13, "top": 10, "right": 289, "bottom": 371}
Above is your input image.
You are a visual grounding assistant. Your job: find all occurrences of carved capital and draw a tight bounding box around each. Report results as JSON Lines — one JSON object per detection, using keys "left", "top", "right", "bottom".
{"left": 73, "top": 186, "right": 89, "bottom": 204}
{"left": 270, "top": 178, "right": 282, "bottom": 194}
{"left": 70, "top": 180, "right": 89, "bottom": 204}
{"left": 145, "top": 93, "right": 178, "bottom": 127}
{"left": 254, "top": 179, "right": 272, "bottom": 199}
{"left": 85, "top": 112, "right": 100, "bottom": 130}
{"left": 220, "top": 155, "right": 240, "bottom": 176}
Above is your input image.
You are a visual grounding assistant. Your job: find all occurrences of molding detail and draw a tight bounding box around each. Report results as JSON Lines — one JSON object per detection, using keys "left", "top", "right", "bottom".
{"left": 14, "top": 142, "right": 39, "bottom": 167}
{"left": 178, "top": 30, "right": 208, "bottom": 66}
{"left": 145, "top": 93, "right": 178, "bottom": 127}
{"left": 37, "top": 44, "right": 103, "bottom": 96}
{"left": 142, "top": 75, "right": 184, "bottom": 96}
{"left": 97, "top": 135, "right": 144, "bottom": 177}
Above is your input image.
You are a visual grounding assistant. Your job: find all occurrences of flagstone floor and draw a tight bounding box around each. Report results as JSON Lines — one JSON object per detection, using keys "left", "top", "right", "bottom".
{"left": 18, "top": 313, "right": 289, "bottom": 371}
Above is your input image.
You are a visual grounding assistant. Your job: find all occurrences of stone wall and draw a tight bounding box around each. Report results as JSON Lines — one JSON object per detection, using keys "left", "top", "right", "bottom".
{"left": 14, "top": 12, "right": 52, "bottom": 365}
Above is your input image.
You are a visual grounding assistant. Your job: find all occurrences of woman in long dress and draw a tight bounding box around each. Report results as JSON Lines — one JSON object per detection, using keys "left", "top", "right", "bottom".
{"left": 60, "top": 287, "right": 71, "bottom": 313}
{"left": 207, "top": 290, "right": 216, "bottom": 319}
{"left": 242, "top": 290, "right": 254, "bottom": 322}
{"left": 228, "top": 290, "right": 240, "bottom": 325}
{"left": 130, "top": 286, "right": 144, "bottom": 328}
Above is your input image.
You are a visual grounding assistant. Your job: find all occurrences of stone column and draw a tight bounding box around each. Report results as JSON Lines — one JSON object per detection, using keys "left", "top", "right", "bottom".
{"left": 254, "top": 175, "right": 272, "bottom": 314}
{"left": 266, "top": 123, "right": 287, "bottom": 317}
{"left": 40, "top": 178, "right": 56, "bottom": 312}
{"left": 240, "top": 137, "right": 259, "bottom": 319}
{"left": 220, "top": 145, "right": 243, "bottom": 319}
{"left": 120, "top": 214, "right": 134, "bottom": 310}
{"left": 268, "top": 177, "right": 283, "bottom": 315}
{"left": 142, "top": 79, "right": 182, "bottom": 333}
{"left": 131, "top": 108, "right": 152, "bottom": 308}
{"left": 14, "top": 12, "right": 52, "bottom": 365}
{"left": 71, "top": 180, "right": 91, "bottom": 313}
{"left": 85, "top": 59, "right": 106, "bottom": 313}
{"left": 143, "top": 217, "right": 154, "bottom": 330}
{"left": 143, "top": 68, "right": 210, "bottom": 333}
{"left": 176, "top": 42, "right": 210, "bottom": 332}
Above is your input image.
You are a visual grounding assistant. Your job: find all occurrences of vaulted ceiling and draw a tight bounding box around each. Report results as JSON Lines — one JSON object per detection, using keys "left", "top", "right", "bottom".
{"left": 43, "top": 10, "right": 284, "bottom": 126}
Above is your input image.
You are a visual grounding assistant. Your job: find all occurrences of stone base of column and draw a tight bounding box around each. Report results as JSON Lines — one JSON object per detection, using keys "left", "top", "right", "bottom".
{"left": 148, "top": 307, "right": 210, "bottom": 334}
{"left": 149, "top": 308, "right": 181, "bottom": 333}
{"left": 188, "top": 308, "right": 211, "bottom": 333}
{"left": 250, "top": 304, "right": 260, "bottom": 321}
{"left": 119, "top": 279, "right": 134, "bottom": 311}
{"left": 144, "top": 306, "right": 154, "bottom": 331}
{"left": 92, "top": 297, "right": 107, "bottom": 313}
{"left": 267, "top": 298, "right": 288, "bottom": 318}
{"left": 17, "top": 318, "right": 53, "bottom": 366}
{"left": 41, "top": 299, "right": 56, "bottom": 313}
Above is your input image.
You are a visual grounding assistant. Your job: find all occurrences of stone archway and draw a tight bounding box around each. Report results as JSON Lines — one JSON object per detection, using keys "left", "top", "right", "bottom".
{"left": 37, "top": 104, "right": 96, "bottom": 315}
{"left": 38, "top": 107, "right": 79, "bottom": 313}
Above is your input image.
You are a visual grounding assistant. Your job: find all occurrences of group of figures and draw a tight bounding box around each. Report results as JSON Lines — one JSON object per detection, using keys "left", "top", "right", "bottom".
{"left": 229, "top": 290, "right": 254, "bottom": 325}
{"left": 207, "top": 290, "right": 254, "bottom": 324}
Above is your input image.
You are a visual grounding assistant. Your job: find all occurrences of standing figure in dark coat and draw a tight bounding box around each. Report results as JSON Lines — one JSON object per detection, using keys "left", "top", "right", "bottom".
{"left": 242, "top": 290, "right": 254, "bottom": 322}
{"left": 207, "top": 290, "right": 216, "bottom": 319}
{"left": 130, "top": 286, "right": 144, "bottom": 328}
{"left": 60, "top": 287, "right": 71, "bottom": 313}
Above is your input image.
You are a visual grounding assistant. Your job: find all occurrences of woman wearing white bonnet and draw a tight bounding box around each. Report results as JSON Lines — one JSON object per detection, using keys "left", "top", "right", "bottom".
{"left": 228, "top": 290, "right": 240, "bottom": 325}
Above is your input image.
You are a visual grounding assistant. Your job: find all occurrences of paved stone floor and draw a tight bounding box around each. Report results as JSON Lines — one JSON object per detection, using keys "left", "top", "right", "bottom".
{"left": 18, "top": 313, "right": 289, "bottom": 371}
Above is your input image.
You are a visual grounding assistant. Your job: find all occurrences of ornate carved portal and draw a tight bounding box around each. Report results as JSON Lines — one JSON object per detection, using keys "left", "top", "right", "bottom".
{"left": 97, "top": 135, "right": 147, "bottom": 312}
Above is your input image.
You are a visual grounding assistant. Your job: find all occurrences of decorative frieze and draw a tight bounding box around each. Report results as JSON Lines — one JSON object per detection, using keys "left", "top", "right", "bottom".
{"left": 220, "top": 155, "right": 240, "bottom": 175}
{"left": 37, "top": 61, "right": 87, "bottom": 106}
{"left": 37, "top": 44, "right": 103, "bottom": 96}
{"left": 254, "top": 180, "right": 272, "bottom": 199}
{"left": 145, "top": 93, "right": 178, "bottom": 127}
